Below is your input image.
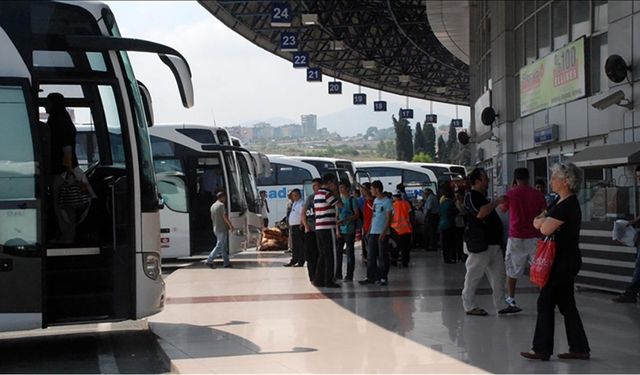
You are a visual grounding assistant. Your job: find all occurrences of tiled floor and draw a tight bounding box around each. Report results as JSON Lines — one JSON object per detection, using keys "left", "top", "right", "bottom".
{"left": 151, "top": 249, "right": 640, "bottom": 373}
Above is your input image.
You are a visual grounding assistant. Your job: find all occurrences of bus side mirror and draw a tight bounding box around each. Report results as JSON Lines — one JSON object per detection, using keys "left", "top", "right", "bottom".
{"left": 137, "top": 80, "right": 154, "bottom": 127}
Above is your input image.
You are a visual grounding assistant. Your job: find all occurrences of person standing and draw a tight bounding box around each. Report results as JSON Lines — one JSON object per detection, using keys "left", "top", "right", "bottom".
{"left": 453, "top": 190, "right": 467, "bottom": 262}
{"left": 439, "top": 185, "right": 458, "bottom": 264}
{"left": 359, "top": 180, "right": 393, "bottom": 286}
{"left": 390, "top": 190, "right": 413, "bottom": 267}
{"left": 47, "top": 93, "right": 81, "bottom": 243}
{"left": 259, "top": 190, "right": 270, "bottom": 228}
{"left": 461, "top": 168, "right": 518, "bottom": 316}
{"left": 336, "top": 181, "right": 359, "bottom": 281}
{"left": 612, "top": 166, "right": 640, "bottom": 303}
{"left": 360, "top": 182, "right": 374, "bottom": 263}
{"left": 206, "top": 191, "right": 235, "bottom": 268}
{"left": 500, "top": 168, "right": 547, "bottom": 312}
{"left": 284, "top": 189, "right": 305, "bottom": 267}
{"left": 301, "top": 178, "right": 322, "bottom": 282}
{"left": 313, "top": 174, "right": 342, "bottom": 288}
{"left": 521, "top": 163, "right": 590, "bottom": 361}
{"left": 422, "top": 187, "right": 440, "bottom": 251}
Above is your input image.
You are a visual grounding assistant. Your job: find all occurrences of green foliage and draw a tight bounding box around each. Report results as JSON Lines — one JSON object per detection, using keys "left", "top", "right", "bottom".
{"left": 304, "top": 144, "right": 360, "bottom": 157}
{"left": 423, "top": 120, "right": 436, "bottom": 159}
{"left": 412, "top": 152, "right": 433, "bottom": 163}
{"left": 392, "top": 111, "right": 414, "bottom": 161}
{"left": 436, "top": 135, "right": 446, "bottom": 162}
{"left": 414, "top": 122, "right": 426, "bottom": 153}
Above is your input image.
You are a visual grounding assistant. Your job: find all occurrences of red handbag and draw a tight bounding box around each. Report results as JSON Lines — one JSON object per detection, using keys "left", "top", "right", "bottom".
{"left": 530, "top": 236, "right": 556, "bottom": 288}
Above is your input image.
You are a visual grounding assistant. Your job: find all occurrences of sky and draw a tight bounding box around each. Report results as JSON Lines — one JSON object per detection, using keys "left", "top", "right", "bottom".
{"left": 105, "top": 1, "right": 470, "bottom": 136}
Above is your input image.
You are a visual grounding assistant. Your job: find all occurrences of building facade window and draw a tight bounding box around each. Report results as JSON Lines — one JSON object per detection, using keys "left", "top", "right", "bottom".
{"left": 552, "top": 0, "right": 568, "bottom": 49}
{"left": 571, "top": 0, "right": 590, "bottom": 40}
{"left": 537, "top": 5, "right": 551, "bottom": 57}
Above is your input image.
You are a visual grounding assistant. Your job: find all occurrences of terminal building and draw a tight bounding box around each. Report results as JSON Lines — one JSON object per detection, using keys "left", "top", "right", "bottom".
{"left": 468, "top": 0, "right": 640, "bottom": 292}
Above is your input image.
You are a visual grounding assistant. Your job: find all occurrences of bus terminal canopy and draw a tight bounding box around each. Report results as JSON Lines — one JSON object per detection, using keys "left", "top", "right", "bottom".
{"left": 198, "top": 0, "right": 469, "bottom": 105}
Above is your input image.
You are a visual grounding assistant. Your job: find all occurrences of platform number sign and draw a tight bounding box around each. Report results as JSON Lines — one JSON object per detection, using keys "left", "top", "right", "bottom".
{"left": 400, "top": 109, "right": 414, "bottom": 119}
{"left": 280, "top": 32, "right": 298, "bottom": 51}
{"left": 328, "top": 81, "right": 342, "bottom": 94}
{"left": 292, "top": 52, "right": 309, "bottom": 68}
{"left": 271, "top": 3, "right": 292, "bottom": 27}
{"left": 451, "top": 119, "right": 463, "bottom": 127}
{"left": 373, "top": 101, "right": 387, "bottom": 111}
{"left": 307, "top": 68, "right": 322, "bottom": 82}
{"left": 425, "top": 114, "right": 438, "bottom": 123}
{"left": 353, "top": 93, "right": 367, "bottom": 105}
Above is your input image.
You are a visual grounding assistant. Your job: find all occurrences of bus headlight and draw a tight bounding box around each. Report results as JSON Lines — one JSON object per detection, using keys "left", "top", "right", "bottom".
{"left": 143, "top": 252, "right": 161, "bottom": 280}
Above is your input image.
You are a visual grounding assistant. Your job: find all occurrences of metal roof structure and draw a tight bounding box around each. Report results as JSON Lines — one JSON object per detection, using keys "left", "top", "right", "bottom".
{"left": 198, "top": 0, "right": 469, "bottom": 105}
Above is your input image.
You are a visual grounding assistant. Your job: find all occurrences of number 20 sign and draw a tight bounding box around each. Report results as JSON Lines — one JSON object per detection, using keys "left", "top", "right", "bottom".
{"left": 328, "top": 82, "right": 342, "bottom": 94}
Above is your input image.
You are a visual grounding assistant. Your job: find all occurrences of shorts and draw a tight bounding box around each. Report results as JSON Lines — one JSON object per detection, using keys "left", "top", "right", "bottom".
{"left": 505, "top": 237, "right": 538, "bottom": 278}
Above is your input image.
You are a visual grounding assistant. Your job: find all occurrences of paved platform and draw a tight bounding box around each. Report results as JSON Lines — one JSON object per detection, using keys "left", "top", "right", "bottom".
{"left": 151, "top": 249, "right": 640, "bottom": 373}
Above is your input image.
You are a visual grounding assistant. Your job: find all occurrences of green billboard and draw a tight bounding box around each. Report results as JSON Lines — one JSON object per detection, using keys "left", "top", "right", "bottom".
{"left": 520, "top": 37, "right": 586, "bottom": 117}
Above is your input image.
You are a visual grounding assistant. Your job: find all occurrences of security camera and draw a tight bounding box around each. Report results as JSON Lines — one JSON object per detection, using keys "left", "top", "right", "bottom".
{"left": 591, "top": 90, "right": 633, "bottom": 110}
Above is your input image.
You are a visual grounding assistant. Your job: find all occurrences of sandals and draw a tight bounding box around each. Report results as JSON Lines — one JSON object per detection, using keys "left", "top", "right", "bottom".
{"left": 465, "top": 307, "right": 488, "bottom": 316}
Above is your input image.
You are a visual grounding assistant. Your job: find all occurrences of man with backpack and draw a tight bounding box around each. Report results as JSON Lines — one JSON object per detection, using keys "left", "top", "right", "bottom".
{"left": 336, "top": 181, "right": 360, "bottom": 281}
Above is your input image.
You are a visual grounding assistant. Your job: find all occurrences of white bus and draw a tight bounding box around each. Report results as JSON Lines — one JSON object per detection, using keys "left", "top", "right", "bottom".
{"left": 149, "top": 125, "right": 266, "bottom": 258}
{"left": 287, "top": 156, "right": 357, "bottom": 187}
{"left": 354, "top": 161, "right": 439, "bottom": 199}
{"left": 257, "top": 155, "right": 321, "bottom": 225}
{"left": 0, "top": 1, "right": 193, "bottom": 332}
{"left": 409, "top": 162, "right": 467, "bottom": 183}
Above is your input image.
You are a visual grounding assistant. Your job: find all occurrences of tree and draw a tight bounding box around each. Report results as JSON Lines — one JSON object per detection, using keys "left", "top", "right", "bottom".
{"left": 365, "top": 126, "right": 378, "bottom": 139}
{"left": 414, "top": 122, "right": 426, "bottom": 153}
{"left": 392, "top": 111, "right": 413, "bottom": 161}
{"left": 412, "top": 152, "right": 434, "bottom": 163}
{"left": 445, "top": 122, "right": 459, "bottom": 163}
{"left": 437, "top": 135, "right": 447, "bottom": 162}
{"left": 423, "top": 121, "right": 436, "bottom": 159}
{"left": 376, "top": 140, "right": 387, "bottom": 157}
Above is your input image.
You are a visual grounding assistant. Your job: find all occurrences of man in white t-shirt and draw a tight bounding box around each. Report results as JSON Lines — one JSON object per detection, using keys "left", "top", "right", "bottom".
{"left": 284, "top": 189, "right": 305, "bottom": 267}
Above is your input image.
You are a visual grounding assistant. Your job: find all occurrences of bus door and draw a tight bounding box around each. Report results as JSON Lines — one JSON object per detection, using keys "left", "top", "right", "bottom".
{"left": 222, "top": 150, "right": 248, "bottom": 254}
{"left": 0, "top": 79, "right": 43, "bottom": 331}
{"left": 156, "top": 171, "right": 189, "bottom": 258}
{"left": 191, "top": 155, "right": 224, "bottom": 253}
{"left": 236, "top": 150, "right": 261, "bottom": 248}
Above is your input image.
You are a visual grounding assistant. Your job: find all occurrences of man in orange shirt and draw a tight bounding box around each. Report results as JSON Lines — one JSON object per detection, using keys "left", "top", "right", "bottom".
{"left": 391, "top": 190, "right": 413, "bottom": 267}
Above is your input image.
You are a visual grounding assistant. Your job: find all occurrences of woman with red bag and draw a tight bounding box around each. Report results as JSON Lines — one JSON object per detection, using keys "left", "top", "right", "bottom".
{"left": 520, "top": 163, "right": 590, "bottom": 361}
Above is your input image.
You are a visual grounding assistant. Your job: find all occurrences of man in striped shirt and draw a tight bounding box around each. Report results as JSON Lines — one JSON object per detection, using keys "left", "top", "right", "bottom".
{"left": 313, "top": 173, "right": 343, "bottom": 288}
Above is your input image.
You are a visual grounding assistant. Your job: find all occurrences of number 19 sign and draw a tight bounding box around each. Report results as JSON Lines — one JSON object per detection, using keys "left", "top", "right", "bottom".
{"left": 353, "top": 93, "right": 367, "bottom": 105}
{"left": 307, "top": 68, "right": 322, "bottom": 82}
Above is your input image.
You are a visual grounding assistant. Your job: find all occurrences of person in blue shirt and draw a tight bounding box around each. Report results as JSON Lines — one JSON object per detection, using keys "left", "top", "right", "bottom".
{"left": 336, "top": 181, "right": 360, "bottom": 281}
{"left": 359, "top": 180, "right": 393, "bottom": 286}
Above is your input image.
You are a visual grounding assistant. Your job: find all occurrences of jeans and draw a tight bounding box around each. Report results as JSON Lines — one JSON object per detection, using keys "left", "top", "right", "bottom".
{"left": 627, "top": 247, "right": 640, "bottom": 294}
{"left": 207, "top": 231, "right": 230, "bottom": 266}
{"left": 336, "top": 232, "right": 355, "bottom": 278}
{"left": 391, "top": 232, "right": 412, "bottom": 266}
{"left": 366, "top": 233, "right": 389, "bottom": 281}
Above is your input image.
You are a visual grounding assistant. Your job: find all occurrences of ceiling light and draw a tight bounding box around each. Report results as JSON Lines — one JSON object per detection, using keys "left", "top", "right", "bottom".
{"left": 398, "top": 75, "right": 410, "bottom": 83}
{"left": 330, "top": 40, "right": 346, "bottom": 50}
{"left": 302, "top": 13, "right": 319, "bottom": 25}
{"left": 362, "top": 60, "right": 376, "bottom": 69}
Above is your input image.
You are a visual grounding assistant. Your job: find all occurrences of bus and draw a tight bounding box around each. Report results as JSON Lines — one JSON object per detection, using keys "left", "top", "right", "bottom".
{"left": 354, "top": 161, "right": 439, "bottom": 199}
{"left": 287, "top": 156, "right": 356, "bottom": 186}
{"left": 0, "top": 1, "right": 193, "bottom": 332}
{"left": 149, "top": 125, "right": 266, "bottom": 258}
{"left": 257, "top": 155, "right": 321, "bottom": 225}
{"left": 409, "top": 162, "right": 467, "bottom": 183}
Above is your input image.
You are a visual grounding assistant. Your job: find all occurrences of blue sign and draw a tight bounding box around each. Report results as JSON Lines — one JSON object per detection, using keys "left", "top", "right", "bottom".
{"left": 534, "top": 125, "right": 558, "bottom": 144}
{"left": 280, "top": 32, "right": 298, "bottom": 51}
{"left": 374, "top": 101, "right": 387, "bottom": 111}
{"left": 353, "top": 93, "right": 367, "bottom": 105}
{"left": 292, "top": 52, "right": 308, "bottom": 68}
{"left": 451, "top": 118, "right": 463, "bottom": 127}
{"left": 328, "top": 81, "right": 342, "bottom": 94}
{"left": 306, "top": 68, "right": 322, "bottom": 82}
{"left": 400, "top": 108, "right": 414, "bottom": 119}
{"left": 271, "top": 3, "right": 292, "bottom": 26}
{"left": 425, "top": 114, "right": 437, "bottom": 123}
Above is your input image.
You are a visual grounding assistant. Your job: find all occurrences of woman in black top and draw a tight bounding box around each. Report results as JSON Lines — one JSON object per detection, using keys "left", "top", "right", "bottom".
{"left": 521, "top": 163, "right": 590, "bottom": 361}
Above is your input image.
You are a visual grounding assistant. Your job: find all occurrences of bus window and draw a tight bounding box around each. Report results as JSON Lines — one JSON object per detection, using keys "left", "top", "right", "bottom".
{"left": 157, "top": 175, "right": 187, "bottom": 213}
{"left": 420, "top": 165, "right": 449, "bottom": 181}
{"left": 277, "top": 165, "right": 312, "bottom": 185}
{"left": 403, "top": 170, "right": 429, "bottom": 183}
{"left": 154, "top": 159, "right": 182, "bottom": 173}
{"left": 0, "top": 85, "right": 36, "bottom": 201}
{"left": 302, "top": 160, "right": 333, "bottom": 177}
{"left": 176, "top": 128, "right": 215, "bottom": 144}
{"left": 98, "top": 85, "right": 126, "bottom": 165}
{"left": 150, "top": 136, "right": 175, "bottom": 157}
{"left": 236, "top": 152, "right": 259, "bottom": 213}
{"left": 450, "top": 166, "right": 467, "bottom": 177}
{"left": 223, "top": 151, "right": 244, "bottom": 211}
{"left": 256, "top": 164, "right": 276, "bottom": 186}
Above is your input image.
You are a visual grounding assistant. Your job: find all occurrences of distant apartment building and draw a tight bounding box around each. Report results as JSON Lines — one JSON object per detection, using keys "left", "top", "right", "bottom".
{"left": 252, "top": 122, "right": 274, "bottom": 139}
{"left": 301, "top": 114, "right": 317, "bottom": 137}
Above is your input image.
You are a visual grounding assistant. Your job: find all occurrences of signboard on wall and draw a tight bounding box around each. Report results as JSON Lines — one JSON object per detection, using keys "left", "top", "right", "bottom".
{"left": 520, "top": 37, "right": 586, "bottom": 117}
